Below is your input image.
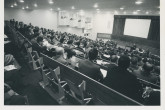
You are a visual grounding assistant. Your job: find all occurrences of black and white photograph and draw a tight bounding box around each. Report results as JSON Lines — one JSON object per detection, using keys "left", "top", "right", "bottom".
{"left": 1, "top": 0, "right": 165, "bottom": 109}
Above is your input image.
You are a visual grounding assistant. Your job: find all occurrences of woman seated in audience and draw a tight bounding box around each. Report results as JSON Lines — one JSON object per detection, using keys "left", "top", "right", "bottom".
{"left": 133, "top": 62, "right": 159, "bottom": 84}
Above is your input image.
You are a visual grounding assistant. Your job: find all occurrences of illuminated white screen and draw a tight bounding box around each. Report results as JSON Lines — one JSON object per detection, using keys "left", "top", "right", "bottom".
{"left": 124, "top": 19, "right": 151, "bottom": 38}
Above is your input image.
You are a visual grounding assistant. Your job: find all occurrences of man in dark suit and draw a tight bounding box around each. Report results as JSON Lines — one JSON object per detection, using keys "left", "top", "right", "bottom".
{"left": 78, "top": 48, "right": 103, "bottom": 82}
{"left": 32, "top": 36, "right": 47, "bottom": 55}
{"left": 103, "top": 55, "right": 143, "bottom": 102}
{"left": 133, "top": 62, "right": 158, "bottom": 84}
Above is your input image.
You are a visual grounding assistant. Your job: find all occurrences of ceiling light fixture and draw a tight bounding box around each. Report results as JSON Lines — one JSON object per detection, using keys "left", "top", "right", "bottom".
{"left": 26, "top": 6, "right": 29, "bottom": 9}
{"left": 137, "top": 10, "right": 141, "bottom": 11}
{"left": 133, "top": 11, "right": 138, "bottom": 14}
{"left": 146, "top": 11, "right": 149, "bottom": 14}
{"left": 93, "top": 3, "right": 98, "bottom": 8}
{"left": 11, "top": 5, "right": 14, "bottom": 8}
{"left": 57, "top": 8, "right": 61, "bottom": 10}
{"left": 20, "top": 0, "right": 24, "bottom": 3}
{"left": 34, "top": 3, "right": 38, "bottom": 7}
{"left": 120, "top": 7, "right": 124, "bottom": 10}
{"left": 135, "top": 1, "right": 143, "bottom": 5}
{"left": 71, "top": 6, "right": 75, "bottom": 9}
{"left": 14, "top": 3, "right": 17, "bottom": 6}
{"left": 49, "top": 0, "right": 54, "bottom": 4}
{"left": 22, "top": 7, "right": 25, "bottom": 9}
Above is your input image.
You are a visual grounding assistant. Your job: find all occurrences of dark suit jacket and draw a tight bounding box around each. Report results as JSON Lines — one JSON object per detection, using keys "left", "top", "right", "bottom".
{"left": 103, "top": 66, "right": 143, "bottom": 102}
{"left": 78, "top": 59, "right": 103, "bottom": 82}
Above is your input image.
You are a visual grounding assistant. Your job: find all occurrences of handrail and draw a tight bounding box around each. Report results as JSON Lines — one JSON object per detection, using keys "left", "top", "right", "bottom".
{"left": 137, "top": 78, "right": 160, "bottom": 89}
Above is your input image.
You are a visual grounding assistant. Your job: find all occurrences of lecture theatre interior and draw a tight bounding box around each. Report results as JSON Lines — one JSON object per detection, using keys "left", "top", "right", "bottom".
{"left": 4, "top": 0, "right": 161, "bottom": 106}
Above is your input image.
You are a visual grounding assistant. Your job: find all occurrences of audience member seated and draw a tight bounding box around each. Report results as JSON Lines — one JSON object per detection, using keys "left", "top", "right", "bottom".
{"left": 137, "top": 56, "right": 144, "bottom": 67}
{"left": 52, "top": 47, "right": 68, "bottom": 65}
{"left": 64, "top": 48, "right": 77, "bottom": 68}
{"left": 129, "top": 56, "right": 140, "bottom": 72}
{"left": 133, "top": 62, "right": 159, "bottom": 84}
{"left": 57, "top": 37, "right": 65, "bottom": 47}
{"left": 103, "top": 55, "right": 143, "bottom": 102}
{"left": 78, "top": 48, "right": 103, "bottom": 82}
{"left": 4, "top": 83, "right": 26, "bottom": 105}
{"left": 32, "top": 36, "right": 47, "bottom": 55}
{"left": 74, "top": 41, "right": 84, "bottom": 52}
{"left": 64, "top": 40, "right": 74, "bottom": 49}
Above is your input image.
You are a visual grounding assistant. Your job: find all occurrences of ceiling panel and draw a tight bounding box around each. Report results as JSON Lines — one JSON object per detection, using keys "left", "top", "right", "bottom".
{"left": 4, "top": 0, "right": 160, "bottom": 15}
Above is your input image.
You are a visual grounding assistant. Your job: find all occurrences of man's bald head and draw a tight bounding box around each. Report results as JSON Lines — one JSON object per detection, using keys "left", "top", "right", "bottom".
{"left": 143, "top": 62, "right": 153, "bottom": 73}
{"left": 111, "top": 55, "right": 118, "bottom": 63}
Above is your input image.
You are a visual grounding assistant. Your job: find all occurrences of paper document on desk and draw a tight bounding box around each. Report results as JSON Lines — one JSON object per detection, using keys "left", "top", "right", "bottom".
{"left": 100, "top": 69, "right": 107, "bottom": 78}
{"left": 96, "top": 60, "right": 102, "bottom": 65}
{"left": 4, "top": 65, "right": 17, "bottom": 71}
{"left": 103, "top": 54, "right": 110, "bottom": 58}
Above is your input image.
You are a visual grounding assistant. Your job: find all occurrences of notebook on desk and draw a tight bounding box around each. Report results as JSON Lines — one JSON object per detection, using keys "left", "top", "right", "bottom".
{"left": 100, "top": 68, "right": 107, "bottom": 78}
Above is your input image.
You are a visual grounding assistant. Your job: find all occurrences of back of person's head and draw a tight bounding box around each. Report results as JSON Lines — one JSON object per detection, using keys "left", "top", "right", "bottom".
{"left": 64, "top": 48, "right": 76, "bottom": 59}
{"left": 131, "top": 57, "right": 138, "bottom": 65}
{"left": 37, "top": 36, "right": 43, "bottom": 43}
{"left": 67, "top": 40, "right": 73, "bottom": 45}
{"left": 88, "top": 48, "right": 98, "bottom": 61}
{"left": 118, "top": 55, "right": 130, "bottom": 69}
{"left": 55, "top": 47, "right": 64, "bottom": 56}
{"left": 75, "top": 41, "right": 80, "bottom": 47}
{"left": 60, "top": 38, "right": 65, "bottom": 43}
{"left": 111, "top": 55, "right": 118, "bottom": 63}
{"left": 143, "top": 62, "right": 153, "bottom": 73}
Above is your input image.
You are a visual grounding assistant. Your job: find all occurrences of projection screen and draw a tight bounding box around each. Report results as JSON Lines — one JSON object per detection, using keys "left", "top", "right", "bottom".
{"left": 124, "top": 19, "right": 151, "bottom": 38}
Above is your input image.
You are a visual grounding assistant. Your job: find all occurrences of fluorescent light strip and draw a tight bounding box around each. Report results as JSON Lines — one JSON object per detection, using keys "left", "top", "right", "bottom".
{"left": 135, "top": 1, "right": 143, "bottom": 5}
